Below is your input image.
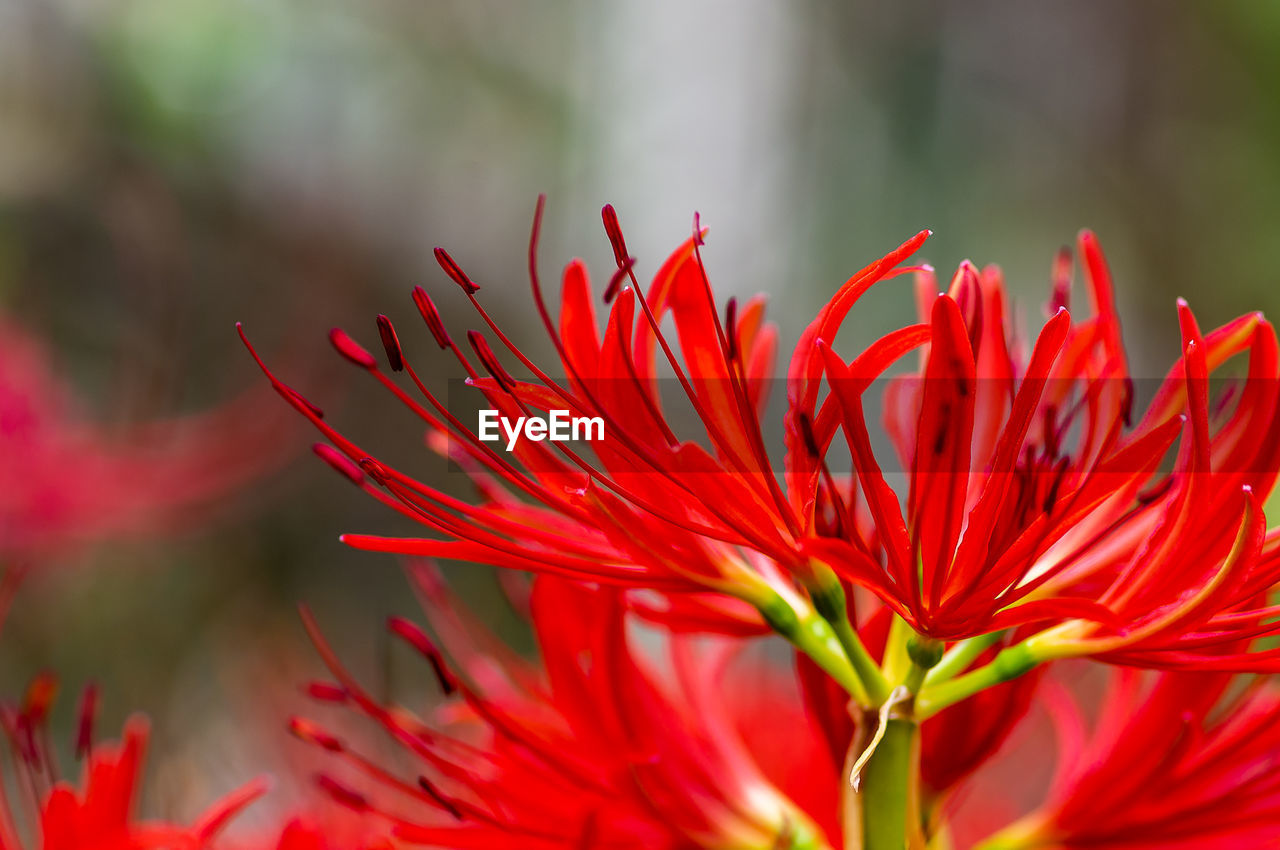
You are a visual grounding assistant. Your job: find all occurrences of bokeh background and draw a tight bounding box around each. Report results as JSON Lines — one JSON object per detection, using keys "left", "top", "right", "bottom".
{"left": 3, "top": 0, "right": 1280, "bottom": 830}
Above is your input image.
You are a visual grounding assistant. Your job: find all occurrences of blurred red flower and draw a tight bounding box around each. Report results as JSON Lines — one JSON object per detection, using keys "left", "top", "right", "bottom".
{"left": 976, "top": 667, "right": 1280, "bottom": 849}
{"left": 0, "top": 674, "right": 265, "bottom": 850}
{"left": 291, "top": 566, "right": 836, "bottom": 850}
{"left": 0, "top": 314, "right": 294, "bottom": 565}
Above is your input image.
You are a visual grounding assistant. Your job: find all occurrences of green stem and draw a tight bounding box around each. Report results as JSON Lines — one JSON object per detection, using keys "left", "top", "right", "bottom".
{"left": 915, "top": 643, "right": 1039, "bottom": 719}
{"left": 856, "top": 716, "right": 923, "bottom": 850}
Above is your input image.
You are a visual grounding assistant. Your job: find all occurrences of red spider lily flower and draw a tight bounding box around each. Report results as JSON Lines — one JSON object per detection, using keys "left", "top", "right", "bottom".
{"left": 0, "top": 314, "right": 296, "bottom": 565}
{"left": 237, "top": 199, "right": 930, "bottom": 639}
{"left": 806, "top": 233, "right": 1280, "bottom": 669}
{"left": 974, "top": 667, "right": 1280, "bottom": 849}
{"left": 290, "top": 566, "right": 836, "bottom": 850}
{"left": 0, "top": 674, "right": 267, "bottom": 850}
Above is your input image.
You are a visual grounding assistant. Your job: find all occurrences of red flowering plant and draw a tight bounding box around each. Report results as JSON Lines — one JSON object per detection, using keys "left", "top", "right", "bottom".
{"left": 291, "top": 563, "right": 837, "bottom": 849}
{"left": 244, "top": 200, "right": 1280, "bottom": 849}
{"left": 0, "top": 571, "right": 268, "bottom": 850}
{"left": 0, "top": 313, "right": 296, "bottom": 567}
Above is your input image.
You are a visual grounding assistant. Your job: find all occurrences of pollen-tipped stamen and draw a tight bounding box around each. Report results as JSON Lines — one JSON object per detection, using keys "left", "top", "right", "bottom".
{"left": 376, "top": 315, "right": 405, "bottom": 372}
{"left": 329, "top": 328, "right": 379, "bottom": 370}
{"left": 434, "top": 247, "right": 480, "bottom": 295}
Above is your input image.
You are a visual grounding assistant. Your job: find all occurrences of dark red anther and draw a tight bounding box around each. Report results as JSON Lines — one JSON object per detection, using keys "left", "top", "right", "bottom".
{"left": 388, "top": 617, "right": 457, "bottom": 695}
{"left": 600, "top": 204, "right": 629, "bottom": 269}
{"left": 329, "top": 328, "right": 378, "bottom": 370}
{"left": 692, "top": 211, "right": 705, "bottom": 246}
{"left": 1041, "top": 406, "right": 1061, "bottom": 460}
{"left": 75, "top": 682, "right": 98, "bottom": 760}
{"left": 724, "top": 296, "right": 739, "bottom": 361}
{"left": 418, "top": 776, "right": 464, "bottom": 820}
{"left": 317, "top": 774, "right": 369, "bottom": 811}
{"left": 602, "top": 256, "right": 635, "bottom": 304}
{"left": 797, "top": 411, "right": 822, "bottom": 458}
{"left": 1043, "top": 456, "right": 1070, "bottom": 513}
{"left": 375, "top": 315, "right": 404, "bottom": 372}
{"left": 290, "top": 717, "right": 343, "bottom": 752}
{"left": 313, "top": 443, "right": 364, "bottom": 485}
{"left": 1121, "top": 377, "right": 1135, "bottom": 428}
{"left": 23, "top": 672, "right": 57, "bottom": 725}
{"left": 357, "top": 457, "right": 389, "bottom": 485}
{"left": 434, "top": 247, "right": 479, "bottom": 295}
{"left": 412, "top": 286, "right": 453, "bottom": 349}
{"left": 304, "top": 681, "right": 348, "bottom": 703}
{"left": 467, "top": 331, "right": 516, "bottom": 393}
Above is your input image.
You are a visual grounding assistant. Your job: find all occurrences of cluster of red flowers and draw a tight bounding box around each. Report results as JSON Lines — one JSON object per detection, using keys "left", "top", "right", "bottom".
{"left": 10, "top": 199, "right": 1280, "bottom": 848}
{"left": 238, "top": 200, "right": 1280, "bottom": 848}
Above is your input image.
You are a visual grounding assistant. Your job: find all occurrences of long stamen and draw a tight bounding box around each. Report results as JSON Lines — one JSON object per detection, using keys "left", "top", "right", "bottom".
{"left": 426, "top": 234, "right": 785, "bottom": 551}
{"left": 387, "top": 617, "right": 457, "bottom": 695}
{"left": 687, "top": 214, "right": 801, "bottom": 538}
{"left": 417, "top": 776, "right": 465, "bottom": 820}
{"left": 724, "top": 296, "right": 739, "bottom": 363}
{"left": 798, "top": 411, "right": 854, "bottom": 545}
{"left": 517, "top": 207, "right": 679, "bottom": 449}
{"left": 301, "top": 608, "right": 609, "bottom": 808}
{"left": 600, "top": 207, "right": 794, "bottom": 513}
{"left": 447, "top": 235, "right": 701, "bottom": 490}
{"left": 390, "top": 362, "right": 588, "bottom": 518}
{"left": 75, "top": 683, "right": 98, "bottom": 760}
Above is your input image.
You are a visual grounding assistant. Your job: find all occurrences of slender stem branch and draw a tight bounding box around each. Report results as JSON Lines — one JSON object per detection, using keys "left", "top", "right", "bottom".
{"left": 923, "top": 630, "right": 1004, "bottom": 686}
{"left": 758, "top": 591, "right": 870, "bottom": 703}
{"left": 834, "top": 616, "right": 893, "bottom": 705}
{"left": 809, "top": 568, "right": 891, "bottom": 704}
{"left": 914, "top": 643, "right": 1039, "bottom": 719}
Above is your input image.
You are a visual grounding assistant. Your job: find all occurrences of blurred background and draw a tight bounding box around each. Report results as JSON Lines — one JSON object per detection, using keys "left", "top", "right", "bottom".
{"left": 3, "top": 0, "right": 1280, "bottom": 830}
